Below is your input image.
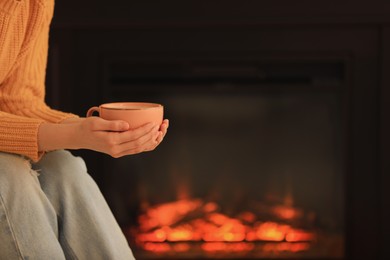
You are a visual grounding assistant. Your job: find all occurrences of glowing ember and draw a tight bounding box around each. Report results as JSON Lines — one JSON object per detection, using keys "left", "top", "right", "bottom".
{"left": 272, "top": 205, "right": 303, "bottom": 220}
{"left": 252, "top": 222, "right": 289, "bottom": 241}
{"left": 138, "top": 199, "right": 202, "bottom": 231}
{"left": 131, "top": 197, "right": 318, "bottom": 255}
{"left": 262, "top": 242, "right": 311, "bottom": 253}
{"left": 143, "top": 242, "right": 170, "bottom": 253}
{"left": 286, "top": 230, "right": 316, "bottom": 242}
{"left": 202, "top": 242, "right": 255, "bottom": 252}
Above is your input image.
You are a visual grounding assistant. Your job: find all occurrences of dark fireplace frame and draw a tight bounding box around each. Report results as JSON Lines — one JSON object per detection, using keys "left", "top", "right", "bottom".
{"left": 46, "top": 1, "right": 390, "bottom": 258}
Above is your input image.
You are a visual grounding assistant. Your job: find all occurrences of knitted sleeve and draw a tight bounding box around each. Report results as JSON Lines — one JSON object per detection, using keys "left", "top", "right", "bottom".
{"left": 0, "top": 111, "right": 45, "bottom": 161}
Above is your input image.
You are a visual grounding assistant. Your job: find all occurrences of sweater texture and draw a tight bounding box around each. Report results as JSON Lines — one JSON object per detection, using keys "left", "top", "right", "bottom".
{"left": 0, "top": 0, "right": 77, "bottom": 161}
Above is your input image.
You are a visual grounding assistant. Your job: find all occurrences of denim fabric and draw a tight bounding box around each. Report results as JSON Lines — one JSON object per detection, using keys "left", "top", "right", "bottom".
{"left": 0, "top": 150, "right": 135, "bottom": 260}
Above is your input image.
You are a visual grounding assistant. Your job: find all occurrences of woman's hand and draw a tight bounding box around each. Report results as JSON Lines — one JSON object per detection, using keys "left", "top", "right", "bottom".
{"left": 38, "top": 117, "right": 169, "bottom": 158}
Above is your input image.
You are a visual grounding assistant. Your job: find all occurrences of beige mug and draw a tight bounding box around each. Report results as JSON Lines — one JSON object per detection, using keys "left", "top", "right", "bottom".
{"left": 86, "top": 102, "right": 164, "bottom": 129}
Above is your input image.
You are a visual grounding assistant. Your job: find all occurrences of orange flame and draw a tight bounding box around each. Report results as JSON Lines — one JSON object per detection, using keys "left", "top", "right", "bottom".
{"left": 134, "top": 198, "right": 317, "bottom": 254}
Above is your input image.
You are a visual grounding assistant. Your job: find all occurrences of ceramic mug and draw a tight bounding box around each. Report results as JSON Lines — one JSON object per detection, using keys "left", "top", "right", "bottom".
{"left": 86, "top": 102, "right": 164, "bottom": 129}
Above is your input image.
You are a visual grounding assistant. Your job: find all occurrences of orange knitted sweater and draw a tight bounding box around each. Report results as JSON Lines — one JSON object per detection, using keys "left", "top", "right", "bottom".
{"left": 0, "top": 0, "right": 77, "bottom": 162}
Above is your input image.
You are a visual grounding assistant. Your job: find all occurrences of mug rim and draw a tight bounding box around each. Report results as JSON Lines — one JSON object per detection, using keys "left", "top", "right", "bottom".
{"left": 100, "top": 102, "right": 163, "bottom": 110}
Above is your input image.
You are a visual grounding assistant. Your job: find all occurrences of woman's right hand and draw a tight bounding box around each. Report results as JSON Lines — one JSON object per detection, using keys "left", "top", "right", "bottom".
{"left": 76, "top": 116, "right": 161, "bottom": 157}
{"left": 38, "top": 117, "right": 164, "bottom": 158}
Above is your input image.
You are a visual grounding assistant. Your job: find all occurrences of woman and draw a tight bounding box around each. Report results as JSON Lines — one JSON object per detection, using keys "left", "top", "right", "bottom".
{"left": 0, "top": 0, "right": 169, "bottom": 259}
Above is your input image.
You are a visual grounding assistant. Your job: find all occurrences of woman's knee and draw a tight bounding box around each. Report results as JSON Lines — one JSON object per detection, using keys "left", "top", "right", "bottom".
{"left": 34, "top": 150, "right": 91, "bottom": 187}
{"left": 0, "top": 152, "right": 37, "bottom": 187}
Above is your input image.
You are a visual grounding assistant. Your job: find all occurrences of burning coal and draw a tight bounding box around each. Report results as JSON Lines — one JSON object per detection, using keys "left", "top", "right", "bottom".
{"left": 127, "top": 198, "right": 318, "bottom": 255}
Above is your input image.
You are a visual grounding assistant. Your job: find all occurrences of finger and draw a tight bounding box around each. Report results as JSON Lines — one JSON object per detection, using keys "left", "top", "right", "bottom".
{"left": 117, "top": 123, "right": 159, "bottom": 146}
{"left": 90, "top": 117, "right": 130, "bottom": 132}
{"left": 113, "top": 131, "right": 160, "bottom": 157}
{"left": 155, "top": 131, "right": 164, "bottom": 144}
{"left": 161, "top": 123, "right": 168, "bottom": 136}
{"left": 157, "top": 120, "right": 169, "bottom": 142}
{"left": 111, "top": 121, "right": 167, "bottom": 157}
{"left": 159, "top": 119, "right": 169, "bottom": 131}
{"left": 116, "top": 124, "right": 159, "bottom": 148}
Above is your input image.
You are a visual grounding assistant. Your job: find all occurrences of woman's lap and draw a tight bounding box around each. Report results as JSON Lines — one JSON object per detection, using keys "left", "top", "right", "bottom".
{"left": 0, "top": 151, "right": 66, "bottom": 259}
{"left": 0, "top": 150, "right": 134, "bottom": 260}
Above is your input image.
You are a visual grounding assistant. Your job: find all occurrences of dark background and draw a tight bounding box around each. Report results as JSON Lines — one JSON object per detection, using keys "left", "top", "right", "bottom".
{"left": 45, "top": 1, "right": 390, "bottom": 259}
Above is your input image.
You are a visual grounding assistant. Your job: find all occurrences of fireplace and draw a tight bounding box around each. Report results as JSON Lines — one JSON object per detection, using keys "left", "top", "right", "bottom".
{"left": 47, "top": 14, "right": 384, "bottom": 257}
{"left": 97, "top": 56, "right": 346, "bottom": 259}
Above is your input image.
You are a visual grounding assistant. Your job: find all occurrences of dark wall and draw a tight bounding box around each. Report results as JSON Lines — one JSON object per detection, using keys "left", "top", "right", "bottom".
{"left": 52, "top": 0, "right": 390, "bottom": 26}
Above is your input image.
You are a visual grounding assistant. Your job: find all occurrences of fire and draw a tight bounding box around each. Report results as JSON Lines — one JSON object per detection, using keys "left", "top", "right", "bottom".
{"left": 130, "top": 198, "right": 317, "bottom": 255}
{"left": 202, "top": 242, "right": 255, "bottom": 252}
{"left": 251, "top": 222, "right": 288, "bottom": 241}
{"left": 138, "top": 199, "right": 202, "bottom": 231}
{"left": 272, "top": 205, "right": 303, "bottom": 220}
{"left": 286, "top": 230, "right": 316, "bottom": 242}
{"left": 262, "top": 242, "right": 311, "bottom": 253}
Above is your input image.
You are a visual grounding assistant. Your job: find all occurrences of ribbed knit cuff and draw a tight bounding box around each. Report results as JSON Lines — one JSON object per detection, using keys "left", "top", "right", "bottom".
{"left": 0, "top": 0, "right": 21, "bottom": 14}
{"left": 0, "top": 116, "right": 44, "bottom": 162}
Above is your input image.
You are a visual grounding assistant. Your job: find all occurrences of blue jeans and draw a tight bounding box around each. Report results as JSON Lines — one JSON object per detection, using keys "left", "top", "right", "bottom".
{"left": 0, "top": 150, "right": 135, "bottom": 260}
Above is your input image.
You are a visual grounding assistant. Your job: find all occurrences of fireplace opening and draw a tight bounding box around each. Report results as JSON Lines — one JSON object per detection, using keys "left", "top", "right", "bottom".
{"left": 102, "top": 57, "right": 346, "bottom": 259}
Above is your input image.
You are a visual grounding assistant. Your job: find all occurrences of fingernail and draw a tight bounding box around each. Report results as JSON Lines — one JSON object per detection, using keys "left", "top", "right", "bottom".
{"left": 122, "top": 122, "right": 129, "bottom": 129}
